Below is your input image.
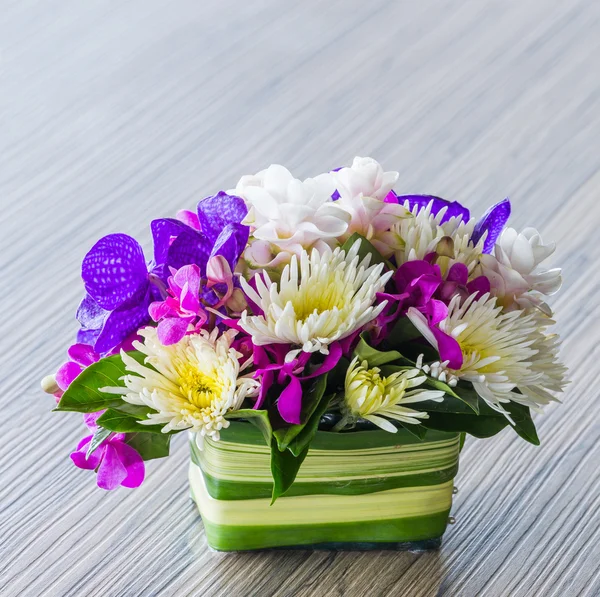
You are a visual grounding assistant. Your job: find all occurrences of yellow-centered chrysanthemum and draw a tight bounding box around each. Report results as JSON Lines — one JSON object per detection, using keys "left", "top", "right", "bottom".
{"left": 408, "top": 293, "right": 568, "bottom": 415}
{"left": 238, "top": 240, "right": 393, "bottom": 356}
{"left": 102, "top": 327, "right": 260, "bottom": 442}
{"left": 339, "top": 357, "right": 445, "bottom": 433}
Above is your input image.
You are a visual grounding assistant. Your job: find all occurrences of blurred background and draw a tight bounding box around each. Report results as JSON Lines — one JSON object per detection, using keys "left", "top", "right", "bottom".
{"left": 1, "top": 1, "right": 599, "bottom": 596}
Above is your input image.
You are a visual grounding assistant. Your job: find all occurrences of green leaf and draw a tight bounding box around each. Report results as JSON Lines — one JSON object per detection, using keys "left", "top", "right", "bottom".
{"left": 125, "top": 432, "right": 172, "bottom": 461}
{"left": 226, "top": 409, "right": 273, "bottom": 447}
{"left": 287, "top": 393, "right": 334, "bottom": 457}
{"left": 353, "top": 335, "right": 403, "bottom": 368}
{"left": 422, "top": 411, "right": 510, "bottom": 438}
{"left": 385, "top": 317, "right": 423, "bottom": 349}
{"left": 86, "top": 427, "right": 111, "bottom": 458}
{"left": 505, "top": 402, "right": 540, "bottom": 446}
{"left": 341, "top": 232, "right": 393, "bottom": 270}
{"left": 274, "top": 374, "right": 328, "bottom": 451}
{"left": 270, "top": 439, "right": 310, "bottom": 504}
{"left": 96, "top": 408, "right": 165, "bottom": 434}
{"left": 111, "top": 402, "right": 156, "bottom": 419}
{"left": 55, "top": 351, "right": 145, "bottom": 413}
{"left": 397, "top": 421, "right": 428, "bottom": 440}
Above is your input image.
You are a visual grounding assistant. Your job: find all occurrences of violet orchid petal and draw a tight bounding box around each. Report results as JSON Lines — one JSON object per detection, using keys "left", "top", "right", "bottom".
{"left": 396, "top": 195, "right": 470, "bottom": 223}
{"left": 96, "top": 444, "right": 128, "bottom": 490}
{"left": 166, "top": 231, "right": 212, "bottom": 273}
{"left": 67, "top": 343, "right": 99, "bottom": 367}
{"left": 94, "top": 297, "right": 152, "bottom": 355}
{"left": 110, "top": 441, "right": 145, "bottom": 488}
{"left": 56, "top": 361, "right": 83, "bottom": 391}
{"left": 432, "top": 327, "right": 463, "bottom": 370}
{"left": 211, "top": 223, "right": 249, "bottom": 269}
{"left": 82, "top": 234, "right": 149, "bottom": 310}
{"left": 157, "top": 317, "right": 192, "bottom": 345}
{"left": 77, "top": 328, "right": 102, "bottom": 346}
{"left": 151, "top": 218, "right": 197, "bottom": 267}
{"left": 472, "top": 198, "right": 511, "bottom": 253}
{"left": 76, "top": 294, "right": 109, "bottom": 331}
{"left": 197, "top": 192, "right": 248, "bottom": 244}
{"left": 277, "top": 375, "right": 303, "bottom": 424}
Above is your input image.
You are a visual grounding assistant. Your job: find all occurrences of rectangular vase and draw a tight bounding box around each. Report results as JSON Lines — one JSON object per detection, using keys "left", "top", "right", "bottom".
{"left": 189, "top": 421, "right": 460, "bottom": 551}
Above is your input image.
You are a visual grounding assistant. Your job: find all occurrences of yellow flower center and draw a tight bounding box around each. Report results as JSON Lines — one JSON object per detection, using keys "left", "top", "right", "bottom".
{"left": 290, "top": 271, "right": 348, "bottom": 322}
{"left": 179, "top": 366, "right": 224, "bottom": 409}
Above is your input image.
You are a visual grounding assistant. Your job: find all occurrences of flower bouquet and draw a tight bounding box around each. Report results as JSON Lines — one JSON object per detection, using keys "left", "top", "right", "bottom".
{"left": 43, "top": 157, "right": 567, "bottom": 551}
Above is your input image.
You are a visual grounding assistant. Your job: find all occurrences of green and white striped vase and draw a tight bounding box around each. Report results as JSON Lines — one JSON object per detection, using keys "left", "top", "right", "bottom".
{"left": 189, "top": 421, "right": 461, "bottom": 551}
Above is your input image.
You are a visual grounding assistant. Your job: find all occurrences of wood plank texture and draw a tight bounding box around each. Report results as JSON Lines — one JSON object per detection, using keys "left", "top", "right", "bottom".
{"left": 1, "top": 1, "right": 599, "bottom": 595}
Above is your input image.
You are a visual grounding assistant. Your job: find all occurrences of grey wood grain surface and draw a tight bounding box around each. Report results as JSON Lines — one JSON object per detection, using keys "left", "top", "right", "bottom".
{"left": 1, "top": 1, "right": 599, "bottom": 595}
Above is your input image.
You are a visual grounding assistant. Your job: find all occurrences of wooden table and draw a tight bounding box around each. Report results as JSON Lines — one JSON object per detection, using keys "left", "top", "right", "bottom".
{"left": 2, "top": 1, "right": 599, "bottom": 595}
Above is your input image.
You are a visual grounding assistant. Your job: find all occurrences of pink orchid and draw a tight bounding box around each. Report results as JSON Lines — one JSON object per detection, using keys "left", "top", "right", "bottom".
{"left": 149, "top": 264, "right": 208, "bottom": 345}
{"left": 70, "top": 412, "right": 145, "bottom": 490}
{"left": 206, "top": 255, "right": 235, "bottom": 309}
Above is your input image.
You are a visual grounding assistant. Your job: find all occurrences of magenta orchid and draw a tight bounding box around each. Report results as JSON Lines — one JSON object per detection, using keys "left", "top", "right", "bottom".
{"left": 70, "top": 412, "right": 145, "bottom": 490}
{"left": 149, "top": 264, "right": 208, "bottom": 345}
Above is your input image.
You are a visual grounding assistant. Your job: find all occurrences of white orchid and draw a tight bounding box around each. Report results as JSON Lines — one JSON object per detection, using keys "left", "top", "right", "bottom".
{"left": 234, "top": 164, "right": 350, "bottom": 256}
{"left": 476, "top": 227, "right": 562, "bottom": 312}
{"left": 329, "top": 157, "right": 409, "bottom": 257}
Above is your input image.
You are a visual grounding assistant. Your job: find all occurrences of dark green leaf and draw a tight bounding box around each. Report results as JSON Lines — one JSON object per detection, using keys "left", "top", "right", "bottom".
{"left": 353, "top": 335, "right": 403, "bottom": 368}
{"left": 270, "top": 439, "right": 310, "bottom": 503}
{"left": 226, "top": 409, "right": 273, "bottom": 447}
{"left": 96, "top": 408, "right": 165, "bottom": 434}
{"left": 385, "top": 317, "right": 423, "bottom": 349}
{"left": 397, "top": 421, "right": 428, "bottom": 440}
{"left": 505, "top": 402, "right": 540, "bottom": 445}
{"left": 341, "top": 232, "right": 394, "bottom": 270}
{"left": 274, "top": 374, "right": 328, "bottom": 451}
{"left": 55, "top": 351, "right": 145, "bottom": 413}
{"left": 288, "top": 393, "right": 334, "bottom": 457}
{"left": 125, "top": 432, "right": 172, "bottom": 461}
{"left": 86, "top": 427, "right": 111, "bottom": 458}
{"left": 422, "top": 411, "right": 510, "bottom": 438}
{"left": 112, "top": 402, "right": 156, "bottom": 419}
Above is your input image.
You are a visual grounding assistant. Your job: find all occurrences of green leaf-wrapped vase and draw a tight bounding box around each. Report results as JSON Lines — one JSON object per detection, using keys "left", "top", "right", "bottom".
{"left": 189, "top": 421, "right": 460, "bottom": 551}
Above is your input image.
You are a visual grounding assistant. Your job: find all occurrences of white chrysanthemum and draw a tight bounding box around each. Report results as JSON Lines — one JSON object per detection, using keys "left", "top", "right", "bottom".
{"left": 102, "top": 327, "right": 260, "bottom": 441}
{"left": 234, "top": 164, "right": 350, "bottom": 255}
{"left": 383, "top": 201, "right": 484, "bottom": 274}
{"left": 339, "top": 357, "right": 445, "bottom": 432}
{"left": 475, "top": 227, "right": 562, "bottom": 313}
{"left": 239, "top": 240, "right": 393, "bottom": 356}
{"left": 329, "top": 157, "right": 410, "bottom": 257}
{"left": 408, "top": 293, "right": 567, "bottom": 416}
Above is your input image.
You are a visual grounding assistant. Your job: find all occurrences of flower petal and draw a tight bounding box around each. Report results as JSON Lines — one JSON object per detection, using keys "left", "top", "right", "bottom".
{"left": 56, "top": 361, "right": 83, "bottom": 391}
{"left": 277, "top": 375, "right": 303, "bottom": 424}
{"left": 197, "top": 192, "right": 248, "bottom": 244}
{"left": 472, "top": 198, "right": 511, "bottom": 253}
{"left": 397, "top": 195, "right": 470, "bottom": 223}
{"left": 82, "top": 234, "right": 148, "bottom": 310}
{"left": 70, "top": 436, "right": 104, "bottom": 470}
{"left": 96, "top": 444, "right": 128, "bottom": 490}
{"left": 111, "top": 441, "right": 145, "bottom": 488}
{"left": 157, "top": 317, "right": 192, "bottom": 345}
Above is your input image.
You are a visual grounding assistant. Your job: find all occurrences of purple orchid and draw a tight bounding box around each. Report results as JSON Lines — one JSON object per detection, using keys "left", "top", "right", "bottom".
{"left": 77, "top": 192, "right": 249, "bottom": 355}
{"left": 395, "top": 194, "right": 471, "bottom": 223}
{"left": 471, "top": 198, "right": 511, "bottom": 253}
{"left": 77, "top": 234, "right": 165, "bottom": 354}
{"left": 253, "top": 343, "right": 343, "bottom": 424}
{"left": 148, "top": 264, "right": 208, "bottom": 345}
{"left": 375, "top": 260, "right": 490, "bottom": 359}
{"left": 390, "top": 194, "right": 511, "bottom": 254}
{"left": 70, "top": 412, "right": 145, "bottom": 490}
